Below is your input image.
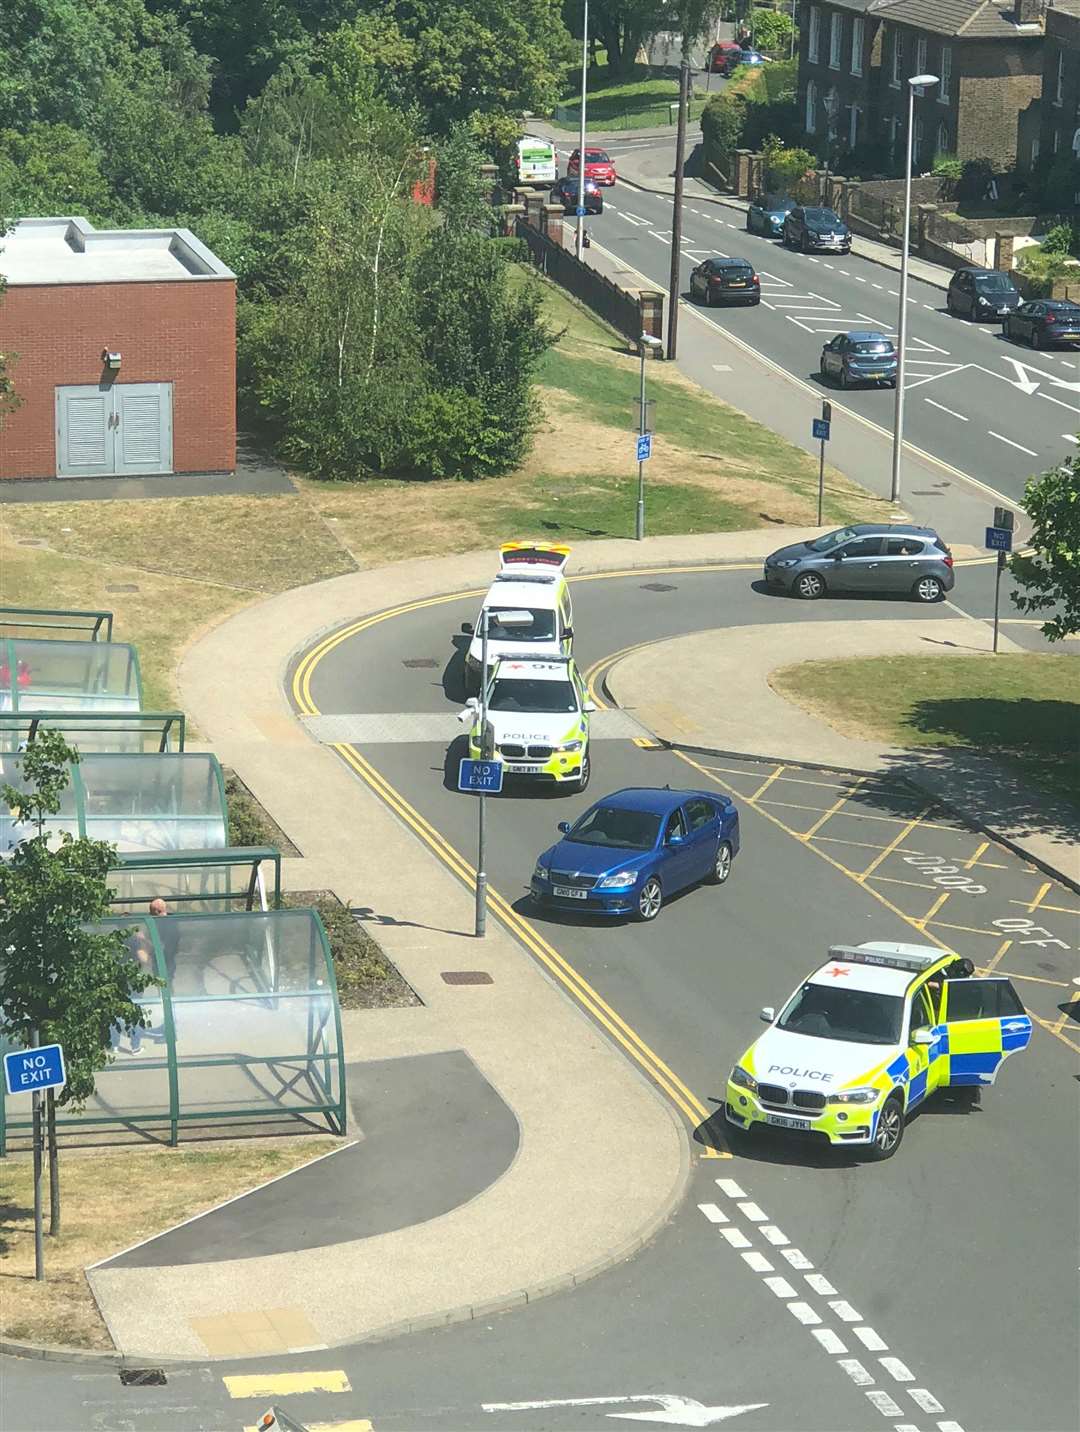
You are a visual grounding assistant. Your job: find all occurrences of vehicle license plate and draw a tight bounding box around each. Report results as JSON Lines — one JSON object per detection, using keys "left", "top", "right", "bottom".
{"left": 766, "top": 1113, "right": 811, "bottom": 1131}
{"left": 728, "top": 281, "right": 746, "bottom": 287}
{"left": 553, "top": 886, "right": 588, "bottom": 899}
{"left": 512, "top": 764, "right": 544, "bottom": 774}
{"left": 868, "top": 371, "right": 886, "bottom": 378}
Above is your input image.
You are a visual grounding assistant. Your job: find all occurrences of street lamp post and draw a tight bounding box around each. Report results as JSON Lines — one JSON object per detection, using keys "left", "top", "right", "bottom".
{"left": 890, "top": 73, "right": 938, "bottom": 504}
{"left": 576, "top": 0, "right": 589, "bottom": 259}
{"left": 637, "top": 333, "right": 663, "bottom": 540}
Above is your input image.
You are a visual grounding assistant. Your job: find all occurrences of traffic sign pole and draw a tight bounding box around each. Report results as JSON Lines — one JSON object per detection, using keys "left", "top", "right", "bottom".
{"left": 993, "top": 549, "right": 1006, "bottom": 654}
{"left": 475, "top": 610, "right": 490, "bottom": 937}
{"left": 31, "top": 1028, "right": 44, "bottom": 1281}
{"left": 813, "top": 403, "right": 832, "bottom": 526}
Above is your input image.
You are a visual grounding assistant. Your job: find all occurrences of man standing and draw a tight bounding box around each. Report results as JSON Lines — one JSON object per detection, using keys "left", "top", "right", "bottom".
{"left": 149, "top": 897, "right": 177, "bottom": 988}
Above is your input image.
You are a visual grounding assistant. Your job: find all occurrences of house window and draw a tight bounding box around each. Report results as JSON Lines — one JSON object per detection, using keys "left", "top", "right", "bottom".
{"left": 1030, "top": 135, "right": 1040, "bottom": 165}
{"left": 829, "top": 12, "right": 843, "bottom": 68}
{"left": 826, "top": 86, "right": 840, "bottom": 140}
{"left": 808, "top": 7, "right": 821, "bottom": 63}
{"left": 1053, "top": 127, "right": 1060, "bottom": 153}
{"left": 851, "top": 16, "right": 864, "bottom": 76}
{"left": 940, "top": 46, "right": 952, "bottom": 102}
{"left": 891, "top": 27, "right": 903, "bottom": 87}
{"left": 1055, "top": 50, "right": 1064, "bottom": 106}
{"left": 937, "top": 121, "right": 949, "bottom": 156}
{"left": 806, "top": 79, "right": 818, "bottom": 133}
{"left": 914, "top": 115, "right": 924, "bottom": 167}
{"left": 916, "top": 36, "right": 927, "bottom": 75}
{"left": 887, "top": 116, "right": 899, "bottom": 158}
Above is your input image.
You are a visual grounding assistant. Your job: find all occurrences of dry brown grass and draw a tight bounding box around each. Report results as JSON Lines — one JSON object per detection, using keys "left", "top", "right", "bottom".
{"left": 0, "top": 1135, "right": 343, "bottom": 1348}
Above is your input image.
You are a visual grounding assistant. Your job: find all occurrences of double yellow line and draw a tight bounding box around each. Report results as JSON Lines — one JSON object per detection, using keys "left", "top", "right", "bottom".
{"left": 292, "top": 589, "right": 729, "bottom": 1153}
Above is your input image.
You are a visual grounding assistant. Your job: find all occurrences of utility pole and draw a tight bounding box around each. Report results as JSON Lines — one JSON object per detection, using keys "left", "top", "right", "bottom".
{"left": 576, "top": 0, "right": 589, "bottom": 259}
{"left": 474, "top": 608, "right": 491, "bottom": 937}
{"left": 31, "top": 1026, "right": 44, "bottom": 1280}
{"left": 667, "top": 57, "right": 690, "bottom": 361}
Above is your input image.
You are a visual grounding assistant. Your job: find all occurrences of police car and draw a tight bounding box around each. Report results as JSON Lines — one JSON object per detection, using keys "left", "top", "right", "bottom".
{"left": 464, "top": 544, "right": 574, "bottom": 695}
{"left": 458, "top": 653, "right": 594, "bottom": 791}
{"left": 726, "top": 942, "right": 1031, "bottom": 1160}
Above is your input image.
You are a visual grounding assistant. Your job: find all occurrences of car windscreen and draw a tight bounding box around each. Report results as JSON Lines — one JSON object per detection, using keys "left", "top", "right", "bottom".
{"left": 568, "top": 806, "right": 661, "bottom": 851}
{"left": 586, "top": 150, "right": 610, "bottom": 162}
{"left": 851, "top": 341, "right": 894, "bottom": 355}
{"left": 777, "top": 983, "right": 904, "bottom": 1045}
{"left": 804, "top": 209, "right": 840, "bottom": 224}
{"left": 807, "top": 526, "right": 860, "bottom": 552}
{"left": 764, "top": 195, "right": 791, "bottom": 210}
{"left": 1047, "top": 301, "right": 1080, "bottom": 314}
{"left": 973, "top": 274, "right": 1014, "bottom": 292}
{"left": 488, "top": 678, "right": 577, "bottom": 713}
{"left": 485, "top": 608, "right": 556, "bottom": 641}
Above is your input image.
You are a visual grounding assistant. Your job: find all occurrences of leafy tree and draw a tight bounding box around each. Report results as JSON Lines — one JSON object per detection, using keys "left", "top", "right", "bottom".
{"left": 751, "top": 7, "right": 794, "bottom": 55}
{"left": 436, "top": 123, "right": 495, "bottom": 233}
{"left": 0, "top": 732, "right": 155, "bottom": 1234}
{"left": 0, "top": 122, "right": 111, "bottom": 218}
{"left": 1010, "top": 454, "right": 1080, "bottom": 642}
{"left": 761, "top": 138, "right": 815, "bottom": 193}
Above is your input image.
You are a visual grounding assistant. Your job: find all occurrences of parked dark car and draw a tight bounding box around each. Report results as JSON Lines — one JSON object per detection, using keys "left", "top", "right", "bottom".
{"left": 819, "top": 331, "right": 898, "bottom": 388}
{"left": 1003, "top": 298, "right": 1080, "bottom": 349}
{"left": 689, "top": 256, "right": 761, "bottom": 306}
{"left": 783, "top": 206, "right": 851, "bottom": 253}
{"left": 551, "top": 176, "right": 603, "bottom": 214}
{"left": 946, "top": 267, "right": 1020, "bottom": 321}
{"left": 531, "top": 787, "right": 740, "bottom": 922}
{"left": 763, "top": 523, "right": 955, "bottom": 603}
{"left": 746, "top": 192, "right": 794, "bottom": 237}
{"left": 706, "top": 39, "right": 743, "bottom": 72}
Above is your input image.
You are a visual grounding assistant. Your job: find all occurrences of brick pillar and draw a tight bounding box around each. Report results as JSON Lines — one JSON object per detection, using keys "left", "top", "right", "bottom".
{"left": 835, "top": 178, "right": 854, "bottom": 220}
{"left": 734, "top": 149, "right": 753, "bottom": 197}
{"left": 637, "top": 290, "right": 664, "bottom": 352}
{"left": 524, "top": 192, "right": 545, "bottom": 230}
{"left": 995, "top": 233, "right": 1015, "bottom": 273}
{"left": 502, "top": 203, "right": 525, "bottom": 237}
{"left": 543, "top": 204, "right": 565, "bottom": 244}
{"left": 916, "top": 202, "right": 937, "bottom": 255}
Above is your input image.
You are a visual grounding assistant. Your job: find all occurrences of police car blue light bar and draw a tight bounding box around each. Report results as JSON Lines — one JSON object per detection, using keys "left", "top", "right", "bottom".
{"left": 827, "top": 944, "right": 938, "bottom": 973}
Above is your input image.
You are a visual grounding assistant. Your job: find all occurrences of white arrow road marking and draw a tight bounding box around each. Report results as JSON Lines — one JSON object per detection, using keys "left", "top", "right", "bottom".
{"left": 481, "top": 1396, "right": 769, "bottom": 1426}
{"left": 981, "top": 357, "right": 1080, "bottom": 396}
{"left": 1001, "top": 357, "right": 1041, "bottom": 395}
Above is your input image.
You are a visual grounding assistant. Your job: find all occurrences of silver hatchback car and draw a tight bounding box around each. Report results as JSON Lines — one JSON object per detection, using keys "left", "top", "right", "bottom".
{"left": 763, "top": 524, "right": 955, "bottom": 602}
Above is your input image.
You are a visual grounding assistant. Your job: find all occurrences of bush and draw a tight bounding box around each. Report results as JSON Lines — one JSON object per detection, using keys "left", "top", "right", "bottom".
{"left": 1042, "top": 222, "right": 1075, "bottom": 257}
{"left": 762, "top": 140, "right": 816, "bottom": 193}
{"left": 931, "top": 153, "right": 962, "bottom": 181}
{"left": 752, "top": 10, "right": 795, "bottom": 56}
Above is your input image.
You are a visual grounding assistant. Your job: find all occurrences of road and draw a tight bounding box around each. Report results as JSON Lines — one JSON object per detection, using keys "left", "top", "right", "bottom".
{"left": 579, "top": 154, "right": 1079, "bottom": 511}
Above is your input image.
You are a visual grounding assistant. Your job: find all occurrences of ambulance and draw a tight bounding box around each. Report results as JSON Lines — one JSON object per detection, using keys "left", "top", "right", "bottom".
{"left": 463, "top": 544, "right": 574, "bottom": 695}
{"left": 726, "top": 942, "right": 1031, "bottom": 1160}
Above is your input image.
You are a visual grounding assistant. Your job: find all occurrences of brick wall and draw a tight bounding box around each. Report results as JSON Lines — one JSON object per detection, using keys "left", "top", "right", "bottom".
{"left": 956, "top": 40, "right": 1044, "bottom": 167}
{"left": 0, "top": 279, "right": 236, "bottom": 480}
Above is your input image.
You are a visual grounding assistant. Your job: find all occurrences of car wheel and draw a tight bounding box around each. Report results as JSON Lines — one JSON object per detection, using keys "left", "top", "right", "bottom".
{"left": 1032, "top": 326, "right": 1042, "bottom": 349}
{"left": 913, "top": 575, "right": 944, "bottom": 603}
{"left": 574, "top": 751, "right": 591, "bottom": 793}
{"left": 794, "top": 570, "right": 826, "bottom": 600}
{"left": 839, "top": 367, "right": 849, "bottom": 389}
{"left": 708, "top": 841, "right": 734, "bottom": 885}
{"left": 801, "top": 233, "right": 811, "bottom": 252}
{"left": 866, "top": 1093, "right": 905, "bottom": 1161}
{"left": 635, "top": 876, "right": 663, "bottom": 921}
{"left": 746, "top": 214, "right": 754, "bottom": 231}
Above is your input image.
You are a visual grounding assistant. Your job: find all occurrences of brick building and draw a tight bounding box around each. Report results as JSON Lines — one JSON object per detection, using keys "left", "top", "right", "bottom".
{"left": 1037, "top": 0, "right": 1080, "bottom": 167}
{"left": 0, "top": 217, "right": 235, "bottom": 482}
{"left": 797, "top": 0, "right": 1048, "bottom": 170}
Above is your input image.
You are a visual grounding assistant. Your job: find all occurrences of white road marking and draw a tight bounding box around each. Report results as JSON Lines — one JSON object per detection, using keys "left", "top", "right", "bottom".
{"left": 1039, "top": 391, "right": 1080, "bottom": 414}
{"left": 716, "top": 1179, "right": 746, "bottom": 1198}
{"left": 780, "top": 1248, "right": 814, "bottom": 1270}
{"left": 811, "top": 1328, "right": 848, "bottom": 1354}
{"left": 893, "top": 1426, "right": 921, "bottom": 1432}
{"left": 828, "top": 1299, "right": 861, "bottom": 1322}
{"left": 823, "top": 262, "right": 835, "bottom": 269}
{"left": 855, "top": 275, "right": 867, "bottom": 281}
{"left": 649, "top": 230, "right": 671, "bottom": 243}
{"left": 785, "top": 315, "right": 818, "bottom": 333}
{"left": 853, "top": 1327, "right": 888, "bottom": 1351}
{"left": 804, "top": 1273, "right": 837, "bottom": 1296}
{"left": 741, "top": 1250, "right": 774, "bottom": 1273}
{"left": 763, "top": 1276, "right": 797, "bottom": 1298}
{"left": 737, "top": 1201, "right": 767, "bottom": 1222}
{"left": 923, "top": 304, "right": 934, "bottom": 309}
{"left": 880, "top": 1357, "right": 914, "bottom": 1382}
{"left": 787, "top": 1302, "right": 822, "bottom": 1325}
{"left": 872, "top": 283, "right": 884, "bottom": 289}
{"left": 988, "top": 430, "right": 1038, "bottom": 457}
{"left": 1061, "top": 360, "right": 1077, "bottom": 368}
{"left": 720, "top": 1226, "right": 752, "bottom": 1248}
{"left": 624, "top": 212, "right": 651, "bottom": 224}
{"left": 925, "top": 398, "right": 968, "bottom": 421}
{"left": 725, "top": 222, "right": 737, "bottom": 228}
{"left": 697, "top": 1202, "right": 728, "bottom": 1223}
{"left": 866, "top": 1390, "right": 904, "bottom": 1417}
{"left": 937, "top": 1422, "right": 967, "bottom": 1431}
{"left": 712, "top": 363, "right": 733, "bottom": 371}
{"left": 760, "top": 1225, "right": 789, "bottom": 1246}
{"left": 806, "top": 256, "right": 820, "bottom": 263}
{"left": 1065, "top": 433, "right": 1079, "bottom": 444}
{"left": 837, "top": 1359, "right": 874, "bottom": 1386}
{"left": 888, "top": 289, "right": 899, "bottom": 296}
{"left": 910, "top": 1390, "right": 946, "bottom": 1414}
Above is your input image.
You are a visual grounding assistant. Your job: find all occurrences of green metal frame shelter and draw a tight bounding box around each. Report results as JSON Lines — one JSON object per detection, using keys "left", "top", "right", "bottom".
{"left": 0, "top": 709, "right": 186, "bottom": 753}
{"left": 108, "top": 846, "right": 283, "bottom": 914}
{"left": 1, "top": 752, "right": 227, "bottom": 857}
{"left": 0, "top": 605, "right": 114, "bottom": 642}
{"left": 0, "top": 909, "right": 346, "bottom": 1152}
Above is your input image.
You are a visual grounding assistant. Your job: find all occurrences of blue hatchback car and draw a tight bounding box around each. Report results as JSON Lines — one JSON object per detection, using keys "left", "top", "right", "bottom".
{"left": 531, "top": 787, "right": 740, "bottom": 922}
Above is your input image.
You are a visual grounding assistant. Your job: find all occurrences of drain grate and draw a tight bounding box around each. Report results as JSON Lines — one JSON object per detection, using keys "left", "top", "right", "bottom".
{"left": 119, "top": 1368, "right": 167, "bottom": 1386}
{"left": 402, "top": 657, "right": 439, "bottom": 669}
{"left": 441, "top": 970, "right": 494, "bottom": 985}
{"left": 640, "top": 582, "right": 677, "bottom": 593}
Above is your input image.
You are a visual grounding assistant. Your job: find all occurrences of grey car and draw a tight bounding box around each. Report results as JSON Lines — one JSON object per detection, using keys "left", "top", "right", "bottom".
{"left": 763, "top": 524, "right": 955, "bottom": 602}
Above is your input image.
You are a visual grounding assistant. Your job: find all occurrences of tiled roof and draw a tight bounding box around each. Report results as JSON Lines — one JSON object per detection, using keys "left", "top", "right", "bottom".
{"left": 867, "top": 0, "right": 1046, "bottom": 38}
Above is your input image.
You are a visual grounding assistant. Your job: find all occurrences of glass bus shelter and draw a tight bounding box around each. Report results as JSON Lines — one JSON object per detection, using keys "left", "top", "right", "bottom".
{"left": 108, "top": 846, "right": 283, "bottom": 914}
{"left": 0, "top": 605, "right": 114, "bottom": 642}
{"left": 0, "top": 909, "right": 345, "bottom": 1152}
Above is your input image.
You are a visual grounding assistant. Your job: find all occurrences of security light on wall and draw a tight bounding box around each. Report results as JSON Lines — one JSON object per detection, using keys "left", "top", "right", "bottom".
{"left": 101, "top": 349, "right": 122, "bottom": 370}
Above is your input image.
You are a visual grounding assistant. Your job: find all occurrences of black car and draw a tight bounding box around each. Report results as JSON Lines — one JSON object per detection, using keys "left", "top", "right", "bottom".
{"left": 783, "top": 206, "right": 851, "bottom": 254}
{"left": 746, "top": 192, "right": 794, "bottom": 238}
{"left": 689, "top": 256, "right": 761, "bottom": 306}
{"left": 1003, "top": 298, "right": 1080, "bottom": 349}
{"left": 551, "top": 176, "right": 603, "bottom": 214}
{"left": 946, "top": 267, "right": 1020, "bottom": 320}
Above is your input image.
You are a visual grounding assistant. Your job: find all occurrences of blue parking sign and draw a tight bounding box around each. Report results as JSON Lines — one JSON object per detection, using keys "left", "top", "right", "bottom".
{"left": 458, "top": 758, "right": 503, "bottom": 794}
{"left": 812, "top": 418, "right": 831, "bottom": 441}
{"left": 985, "top": 526, "right": 1012, "bottom": 552}
{"left": 4, "top": 1043, "right": 66, "bottom": 1096}
{"left": 636, "top": 433, "right": 653, "bottom": 462}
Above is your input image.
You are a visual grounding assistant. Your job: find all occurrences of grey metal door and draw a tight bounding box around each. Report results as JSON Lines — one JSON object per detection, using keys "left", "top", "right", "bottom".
{"left": 55, "top": 387, "right": 113, "bottom": 477}
{"left": 114, "top": 384, "right": 173, "bottom": 475}
{"left": 55, "top": 383, "right": 173, "bottom": 478}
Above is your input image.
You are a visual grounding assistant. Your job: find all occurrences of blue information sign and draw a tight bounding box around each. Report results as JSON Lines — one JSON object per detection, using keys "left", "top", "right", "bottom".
{"left": 458, "top": 758, "right": 504, "bottom": 795}
{"left": 4, "top": 1043, "right": 66, "bottom": 1096}
{"left": 985, "top": 526, "right": 1013, "bottom": 553}
{"left": 812, "top": 418, "right": 831, "bottom": 441}
{"left": 575, "top": 205, "right": 587, "bottom": 216}
{"left": 636, "top": 433, "right": 653, "bottom": 462}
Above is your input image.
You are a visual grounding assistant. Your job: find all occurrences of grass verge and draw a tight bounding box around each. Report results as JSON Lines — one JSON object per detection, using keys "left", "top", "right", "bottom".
{"left": 551, "top": 63, "right": 708, "bottom": 131}
{"left": 0, "top": 1138, "right": 341, "bottom": 1348}
{"left": 770, "top": 654, "right": 1080, "bottom": 807}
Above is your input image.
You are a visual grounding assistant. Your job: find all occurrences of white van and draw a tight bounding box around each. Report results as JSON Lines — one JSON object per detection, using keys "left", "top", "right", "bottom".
{"left": 464, "top": 544, "right": 573, "bottom": 693}
{"left": 515, "top": 136, "right": 558, "bottom": 188}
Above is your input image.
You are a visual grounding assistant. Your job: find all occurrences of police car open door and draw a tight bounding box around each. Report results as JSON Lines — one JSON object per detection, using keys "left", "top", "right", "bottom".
{"left": 940, "top": 977, "right": 1031, "bottom": 1087}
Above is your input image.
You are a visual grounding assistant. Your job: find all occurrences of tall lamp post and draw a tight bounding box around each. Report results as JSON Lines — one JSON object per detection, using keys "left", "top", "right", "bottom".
{"left": 576, "top": 0, "right": 589, "bottom": 259}
{"left": 890, "top": 73, "right": 938, "bottom": 504}
{"left": 637, "top": 333, "right": 663, "bottom": 540}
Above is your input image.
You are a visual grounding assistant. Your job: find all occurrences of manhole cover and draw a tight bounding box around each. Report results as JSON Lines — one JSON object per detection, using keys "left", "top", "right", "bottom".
{"left": 640, "top": 582, "right": 677, "bottom": 592}
{"left": 441, "top": 971, "right": 494, "bottom": 985}
{"left": 119, "top": 1369, "right": 167, "bottom": 1386}
{"left": 402, "top": 658, "right": 439, "bottom": 669}
{"left": 105, "top": 584, "right": 139, "bottom": 593}
{"left": 16, "top": 538, "right": 48, "bottom": 548}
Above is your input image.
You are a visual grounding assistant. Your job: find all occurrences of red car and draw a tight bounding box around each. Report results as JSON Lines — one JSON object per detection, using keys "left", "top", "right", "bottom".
{"left": 566, "top": 148, "right": 617, "bottom": 186}
{"left": 706, "top": 40, "right": 742, "bottom": 72}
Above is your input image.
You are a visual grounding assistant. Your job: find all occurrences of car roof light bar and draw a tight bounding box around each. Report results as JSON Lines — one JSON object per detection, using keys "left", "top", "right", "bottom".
{"left": 828, "top": 944, "right": 938, "bottom": 973}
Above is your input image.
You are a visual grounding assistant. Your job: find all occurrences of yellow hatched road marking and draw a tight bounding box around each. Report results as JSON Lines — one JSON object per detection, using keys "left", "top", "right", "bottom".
{"left": 800, "top": 777, "right": 867, "bottom": 841}
{"left": 914, "top": 891, "right": 950, "bottom": 930}
{"left": 225, "top": 1372, "right": 351, "bottom": 1399}
{"left": 1008, "top": 899, "right": 1080, "bottom": 917}
{"left": 964, "top": 840, "right": 990, "bottom": 869}
{"left": 857, "top": 805, "right": 933, "bottom": 881}
{"left": 245, "top": 1421, "right": 373, "bottom": 1432}
{"left": 1052, "top": 993, "right": 1079, "bottom": 1035}
{"left": 1026, "top": 881, "right": 1053, "bottom": 913}
{"left": 749, "top": 764, "right": 785, "bottom": 803}
{"left": 983, "top": 938, "right": 1012, "bottom": 976}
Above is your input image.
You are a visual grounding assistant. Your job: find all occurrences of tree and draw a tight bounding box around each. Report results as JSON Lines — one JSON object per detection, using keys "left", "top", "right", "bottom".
{"left": 1009, "top": 454, "right": 1080, "bottom": 642}
{"left": 0, "top": 732, "right": 155, "bottom": 1235}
